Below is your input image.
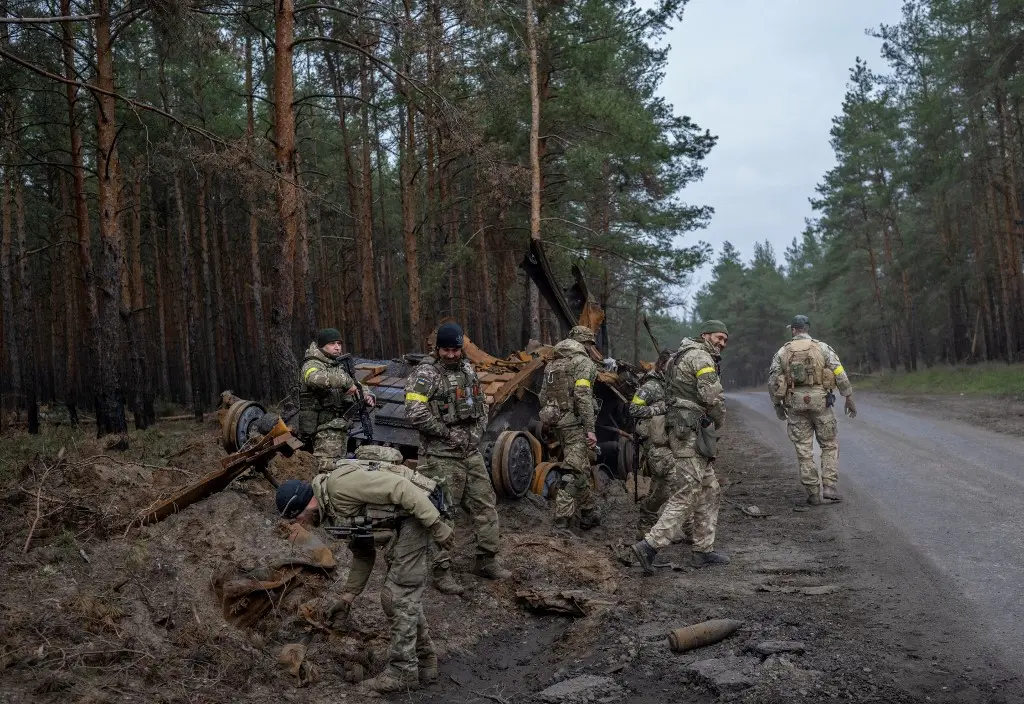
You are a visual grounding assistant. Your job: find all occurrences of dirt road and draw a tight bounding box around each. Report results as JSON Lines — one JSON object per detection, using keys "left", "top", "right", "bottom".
{"left": 731, "top": 391, "right": 1024, "bottom": 670}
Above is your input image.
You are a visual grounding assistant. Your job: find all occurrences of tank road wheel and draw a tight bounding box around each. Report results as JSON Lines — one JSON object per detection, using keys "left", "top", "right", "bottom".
{"left": 221, "top": 400, "right": 267, "bottom": 453}
{"left": 488, "top": 430, "right": 536, "bottom": 499}
{"left": 531, "top": 461, "right": 564, "bottom": 500}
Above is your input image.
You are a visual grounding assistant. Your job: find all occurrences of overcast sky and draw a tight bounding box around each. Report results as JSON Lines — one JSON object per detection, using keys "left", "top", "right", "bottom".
{"left": 660, "top": 0, "right": 905, "bottom": 304}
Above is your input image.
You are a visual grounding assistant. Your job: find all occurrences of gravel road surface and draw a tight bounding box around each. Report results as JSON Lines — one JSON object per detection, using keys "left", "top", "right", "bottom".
{"left": 731, "top": 390, "right": 1024, "bottom": 669}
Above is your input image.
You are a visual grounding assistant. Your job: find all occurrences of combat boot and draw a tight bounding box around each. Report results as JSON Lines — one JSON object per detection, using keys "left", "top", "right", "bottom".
{"left": 691, "top": 550, "right": 730, "bottom": 567}
{"left": 473, "top": 554, "right": 511, "bottom": 580}
{"left": 553, "top": 516, "right": 571, "bottom": 529}
{"left": 822, "top": 484, "right": 843, "bottom": 503}
{"left": 630, "top": 539, "right": 659, "bottom": 575}
{"left": 806, "top": 486, "right": 823, "bottom": 505}
{"left": 418, "top": 655, "right": 438, "bottom": 685}
{"left": 363, "top": 667, "right": 419, "bottom": 693}
{"left": 432, "top": 567, "right": 465, "bottom": 596}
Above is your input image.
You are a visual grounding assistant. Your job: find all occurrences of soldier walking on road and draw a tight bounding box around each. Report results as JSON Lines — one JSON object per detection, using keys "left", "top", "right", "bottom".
{"left": 538, "top": 325, "right": 601, "bottom": 530}
{"left": 629, "top": 320, "right": 730, "bottom": 573}
{"left": 274, "top": 444, "right": 455, "bottom": 693}
{"left": 768, "top": 315, "right": 856, "bottom": 505}
{"left": 404, "top": 322, "right": 510, "bottom": 595}
{"left": 297, "top": 328, "right": 375, "bottom": 473}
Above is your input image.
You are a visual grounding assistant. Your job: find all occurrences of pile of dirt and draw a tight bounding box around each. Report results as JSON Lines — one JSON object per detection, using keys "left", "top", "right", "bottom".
{"left": 1, "top": 414, "right": 1022, "bottom": 703}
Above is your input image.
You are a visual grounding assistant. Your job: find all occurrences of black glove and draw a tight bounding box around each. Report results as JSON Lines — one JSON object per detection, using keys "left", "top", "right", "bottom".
{"left": 774, "top": 405, "right": 788, "bottom": 421}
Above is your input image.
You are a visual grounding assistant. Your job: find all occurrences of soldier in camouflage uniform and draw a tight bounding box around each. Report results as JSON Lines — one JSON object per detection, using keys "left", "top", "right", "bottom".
{"left": 768, "top": 315, "right": 856, "bottom": 505}
{"left": 629, "top": 353, "right": 691, "bottom": 539}
{"left": 275, "top": 444, "right": 455, "bottom": 693}
{"left": 538, "top": 325, "right": 600, "bottom": 530}
{"left": 404, "top": 322, "right": 509, "bottom": 595}
{"left": 297, "top": 328, "right": 375, "bottom": 473}
{"left": 630, "top": 320, "right": 731, "bottom": 572}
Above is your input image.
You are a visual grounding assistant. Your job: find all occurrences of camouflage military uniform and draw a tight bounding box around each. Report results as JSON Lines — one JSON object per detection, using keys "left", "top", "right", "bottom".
{"left": 539, "top": 335, "right": 599, "bottom": 527}
{"left": 297, "top": 342, "right": 373, "bottom": 473}
{"left": 310, "top": 447, "right": 447, "bottom": 687}
{"left": 404, "top": 355, "right": 501, "bottom": 578}
{"left": 644, "top": 337, "right": 726, "bottom": 555}
{"left": 629, "top": 370, "right": 686, "bottom": 529}
{"left": 768, "top": 333, "right": 853, "bottom": 500}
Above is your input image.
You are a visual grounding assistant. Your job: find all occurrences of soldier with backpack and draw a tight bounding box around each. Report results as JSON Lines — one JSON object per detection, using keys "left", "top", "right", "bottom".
{"left": 538, "top": 325, "right": 601, "bottom": 530}
{"left": 628, "top": 320, "right": 730, "bottom": 573}
{"left": 768, "top": 315, "right": 857, "bottom": 505}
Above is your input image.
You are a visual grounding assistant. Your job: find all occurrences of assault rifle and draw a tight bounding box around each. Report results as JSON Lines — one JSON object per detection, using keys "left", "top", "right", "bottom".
{"left": 324, "top": 515, "right": 397, "bottom": 540}
{"left": 340, "top": 355, "right": 374, "bottom": 443}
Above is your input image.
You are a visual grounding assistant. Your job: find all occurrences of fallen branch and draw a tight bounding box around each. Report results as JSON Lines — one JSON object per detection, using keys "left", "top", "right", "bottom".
{"left": 23, "top": 460, "right": 57, "bottom": 554}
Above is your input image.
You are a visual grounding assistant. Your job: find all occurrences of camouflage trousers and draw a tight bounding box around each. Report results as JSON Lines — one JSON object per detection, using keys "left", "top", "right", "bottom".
{"left": 418, "top": 452, "right": 500, "bottom": 569}
{"left": 645, "top": 456, "right": 719, "bottom": 553}
{"left": 341, "top": 532, "right": 393, "bottom": 596}
{"left": 379, "top": 518, "right": 434, "bottom": 675}
{"left": 554, "top": 425, "right": 597, "bottom": 521}
{"left": 640, "top": 446, "right": 675, "bottom": 518}
{"left": 786, "top": 407, "right": 839, "bottom": 488}
{"left": 312, "top": 427, "right": 348, "bottom": 473}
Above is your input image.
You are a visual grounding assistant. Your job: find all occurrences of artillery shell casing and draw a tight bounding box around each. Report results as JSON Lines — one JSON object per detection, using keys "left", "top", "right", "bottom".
{"left": 667, "top": 618, "right": 743, "bottom": 653}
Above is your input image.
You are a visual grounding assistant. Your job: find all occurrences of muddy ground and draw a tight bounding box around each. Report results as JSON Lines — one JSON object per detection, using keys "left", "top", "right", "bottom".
{"left": 1, "top": 412, "right": 1021, "bottom": 703}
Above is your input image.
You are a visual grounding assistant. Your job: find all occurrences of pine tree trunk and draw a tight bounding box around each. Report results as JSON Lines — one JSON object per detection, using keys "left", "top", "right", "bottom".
{"left": 0, "top": 165, "right": 20, "bottom": 413}
{"left": 357, "top": 54, "right": 383, "bottom": 357}
{"left": 62, "top": 0, "right": 98, "bottom": 420}
{"left": 271, "top": 0, "right": 300, "bottom": 395}
{"left": 197, "top": 171, "right": 219, "bottom": 401}
{"left": 13, "top": 172, "right": 38, "bottom": 433}
{"left": 128, "top": 170, "right": 149, "bottom": 428}
{"left": 93, "top": 0, "right": 128, "bottom": 445}
{"left": 400, "top": 45, "right": 422, "bottom": 351}
{"left": 150, "top": 184, "right": 171, "bottom": 399}
{"left": 245, "top": 34, "right": 271, "bottom": 399}
{"left": 526, "top": 0, "right": 542, "bottom": 341}
{"left": 173, "top": 171, "right": 201, "bottom": 419}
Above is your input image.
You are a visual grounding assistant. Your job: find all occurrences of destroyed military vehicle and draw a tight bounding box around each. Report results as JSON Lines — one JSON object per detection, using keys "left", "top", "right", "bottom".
{"left": 213, "top": 241, "right": 644, "bottom": 510}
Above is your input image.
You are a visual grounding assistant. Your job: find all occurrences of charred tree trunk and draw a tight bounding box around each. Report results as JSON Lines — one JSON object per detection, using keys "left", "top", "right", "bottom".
{"left": 93, "top": 0, "right": 128, "bottom": 445}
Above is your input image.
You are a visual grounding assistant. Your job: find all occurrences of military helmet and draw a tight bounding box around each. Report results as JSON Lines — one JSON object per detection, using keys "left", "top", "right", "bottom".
{"left": 355, "top": 444, "right": 404, "bottom": 464}
{"left": 569, "top": 325, "right": 596, "bottom": 344}
{"left": 790, "top": 315, "right": 810, "bottom": 329}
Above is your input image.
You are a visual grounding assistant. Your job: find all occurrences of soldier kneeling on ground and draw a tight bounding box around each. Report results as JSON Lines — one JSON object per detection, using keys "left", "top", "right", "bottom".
{"left": 275, "top": 444, "right": 454, "bottom": 693}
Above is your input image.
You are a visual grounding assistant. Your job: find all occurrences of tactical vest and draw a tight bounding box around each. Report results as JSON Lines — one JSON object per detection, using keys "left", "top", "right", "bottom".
{"left": 428, "top": 361, "right": 485, "bottom": 425}
{"left": 666, "top": 343, "right": 715, "bottom": 405}
{"left": 297, "top": 362, "right": 355, "bottom": 439}
{"left": 780, "top": 339, "right": 835, "bottom": 391}
{"left": 539, "top": 355, "right": 579, "bottom": 415}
